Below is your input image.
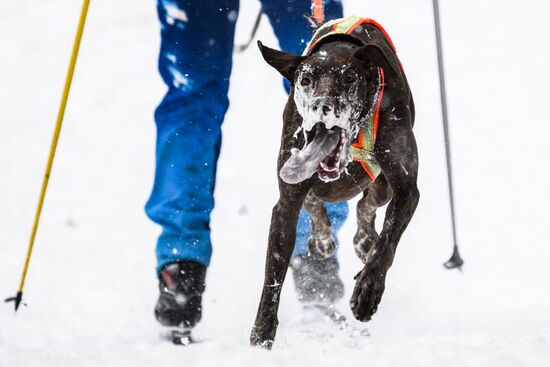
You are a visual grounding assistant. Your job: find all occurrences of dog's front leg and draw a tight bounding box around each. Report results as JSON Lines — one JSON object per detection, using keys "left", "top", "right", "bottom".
{"left": 350, "top": 115, "right": 420, "bottom": 322}
{"left": 250, "top": 188, "right": 308, "bottom": 349}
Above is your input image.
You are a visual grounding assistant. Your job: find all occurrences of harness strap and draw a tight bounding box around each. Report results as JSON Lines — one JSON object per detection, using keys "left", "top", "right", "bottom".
{"left": 304, "top": 15, "right": 396, "bottom": 56}
{"left": 350, "top": 68, "right": 385, "bottom": 182}
{"left": 303, "top": 16, "right": 398, "bottom": 182}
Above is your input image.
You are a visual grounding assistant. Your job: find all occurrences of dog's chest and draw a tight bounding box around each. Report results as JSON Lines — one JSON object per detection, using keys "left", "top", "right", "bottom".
{"left": 310, "top": 163, "right": 374, "bottom": 202}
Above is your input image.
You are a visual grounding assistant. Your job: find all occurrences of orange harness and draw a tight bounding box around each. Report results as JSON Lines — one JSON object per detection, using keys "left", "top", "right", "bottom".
{"left": 303, "top": 16, "right": 398, "bottom": 182}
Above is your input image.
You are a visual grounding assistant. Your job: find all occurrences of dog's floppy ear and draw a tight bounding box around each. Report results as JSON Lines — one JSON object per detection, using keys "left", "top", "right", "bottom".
{"left": 353, "top": 44, "right": 398, "bottom": 77}
{"left": 258, "top": 41, "right": 307, "bottom": 82}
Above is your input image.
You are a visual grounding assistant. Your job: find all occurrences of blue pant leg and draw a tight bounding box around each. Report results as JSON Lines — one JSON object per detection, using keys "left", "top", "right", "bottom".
{"left": 260, "top": 0, "right": 343, "bottom": 55}
{"left": 293, "top": 202, "right": 349, "bottom": 257}
{"left": 260, "top": 0, "right": 348, "bottom": 257}
{"left": 146, "top": 0, "right": 239, "bottom": 272}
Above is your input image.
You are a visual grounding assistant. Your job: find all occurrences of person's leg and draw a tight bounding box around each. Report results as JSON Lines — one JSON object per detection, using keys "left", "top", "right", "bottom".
{"left": 260, "top": 0, "right": 343, "bottom": 55}
{"left": 146, "top": 0, "right": 239, "bottom": 273}
{"left": 291, "top": 200, "right": 348, "bottom": 306}
{"left": 259, "top": 0, "right": 347, "bottom": 259}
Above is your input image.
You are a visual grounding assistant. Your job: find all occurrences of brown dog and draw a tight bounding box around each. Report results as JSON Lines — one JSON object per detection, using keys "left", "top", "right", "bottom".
{"left": 250, "top": 17, "right": 419, "bottom": 349}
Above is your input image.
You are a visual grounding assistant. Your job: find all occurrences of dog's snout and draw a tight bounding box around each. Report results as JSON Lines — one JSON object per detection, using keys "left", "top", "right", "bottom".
{"left": 311, "top": 97, "right": 335, "bottom": 116}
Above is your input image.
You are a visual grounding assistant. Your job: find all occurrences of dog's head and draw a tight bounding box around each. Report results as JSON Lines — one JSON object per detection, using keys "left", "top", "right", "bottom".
{"left": 258, "top": 40, "right": 396, "bottom": 184}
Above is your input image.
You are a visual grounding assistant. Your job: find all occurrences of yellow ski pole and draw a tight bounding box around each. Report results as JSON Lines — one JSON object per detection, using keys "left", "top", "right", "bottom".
{"left": 5, "top": 0, "right": 91, "bottom": 311}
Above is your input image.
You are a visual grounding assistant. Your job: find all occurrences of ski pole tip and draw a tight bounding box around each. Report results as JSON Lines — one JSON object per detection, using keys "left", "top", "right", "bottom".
{"left": 4, "top": 291, "right": 24, "bottom": 311}
{"left": 443, "top": 247, "right": 464, "bottom": 271}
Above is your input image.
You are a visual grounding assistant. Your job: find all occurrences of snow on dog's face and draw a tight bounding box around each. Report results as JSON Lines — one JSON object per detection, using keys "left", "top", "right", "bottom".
{"left": 258, "top": 40, "right": 394, "bottom": 184}
{"left": 293, "top": 45, "right": 367, "bottom": 134}
{"left": 290, "top": 43, "right": 370, "bottom": 182}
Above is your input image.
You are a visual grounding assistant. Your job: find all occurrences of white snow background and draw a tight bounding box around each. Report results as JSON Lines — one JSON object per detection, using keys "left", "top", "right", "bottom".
{"left": 1, "top": 0, "right": 549, "bottom": 366}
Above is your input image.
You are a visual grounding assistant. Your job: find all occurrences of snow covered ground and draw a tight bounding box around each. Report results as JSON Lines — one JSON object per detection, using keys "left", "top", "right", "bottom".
{"left": 1, "top": 0, "right": 549, "bottom": 366}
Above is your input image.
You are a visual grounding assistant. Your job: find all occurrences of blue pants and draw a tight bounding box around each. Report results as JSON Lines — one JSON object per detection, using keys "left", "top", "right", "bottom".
{"left": 146, "top": 0, "right": 347, "bottom": 272}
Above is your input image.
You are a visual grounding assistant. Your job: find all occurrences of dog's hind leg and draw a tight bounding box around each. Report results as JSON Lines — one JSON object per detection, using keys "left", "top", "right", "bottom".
{"left": 303, "top": 192, "right": 336, "bottom": 259}
{"left": 353, "top": 175, "right": 392, "bottom": 263}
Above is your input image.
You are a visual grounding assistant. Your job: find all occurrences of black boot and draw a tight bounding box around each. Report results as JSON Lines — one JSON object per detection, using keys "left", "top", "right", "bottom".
{"left": 155, "top": 260, "right": 206, "bottom": 330}
{"left": 290, "top": 254, "right": 344, "bottom": 307}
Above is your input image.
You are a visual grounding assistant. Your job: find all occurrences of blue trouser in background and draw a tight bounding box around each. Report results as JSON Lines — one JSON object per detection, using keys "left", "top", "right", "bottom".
{"left": 146, "top": 0, "right": 348, "bottom": 272}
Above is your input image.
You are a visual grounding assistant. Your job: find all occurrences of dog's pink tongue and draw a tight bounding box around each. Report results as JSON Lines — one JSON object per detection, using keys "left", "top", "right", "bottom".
{"left": 279, "top": 127, "right": 339, "bottom": 184}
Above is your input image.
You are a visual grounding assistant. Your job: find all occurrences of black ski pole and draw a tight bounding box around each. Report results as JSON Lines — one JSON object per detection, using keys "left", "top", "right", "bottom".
{"left": 432, "top": 0, "right": 464, "bottom": 270}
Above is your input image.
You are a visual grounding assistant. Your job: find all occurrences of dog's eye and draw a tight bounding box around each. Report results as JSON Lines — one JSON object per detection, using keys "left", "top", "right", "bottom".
{"left": 344, "top": 74, "right": 357, "bottom": 84}
{"left": 300, "top": 76, "right": 312, "bottom": 87}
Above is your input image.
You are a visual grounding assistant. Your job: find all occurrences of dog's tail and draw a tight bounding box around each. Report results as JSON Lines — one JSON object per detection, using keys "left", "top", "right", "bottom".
{"left": 309, "top": 0, "right": 325, "bottom": 26}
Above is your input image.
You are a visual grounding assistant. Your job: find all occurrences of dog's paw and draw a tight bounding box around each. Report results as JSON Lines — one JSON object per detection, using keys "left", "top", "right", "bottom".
{"left": 349, "top": 261, "right": 387, "bottom": 322}
{"left": 353, "top": 230, "right": 379, "bottom": 263}
{"left": 250, "top": 327, "right": 274, "bottom": 350}
{"left": 308, "top": 235, "right": 336, "bottom": 259}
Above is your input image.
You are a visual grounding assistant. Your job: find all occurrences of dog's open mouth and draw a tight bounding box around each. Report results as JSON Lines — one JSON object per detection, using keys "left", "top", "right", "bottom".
{"left": 279, "top": 123, "right": 350, "bottom": 184}
{"left": 314, "top": 126, "right": 348, "bottom": 182}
